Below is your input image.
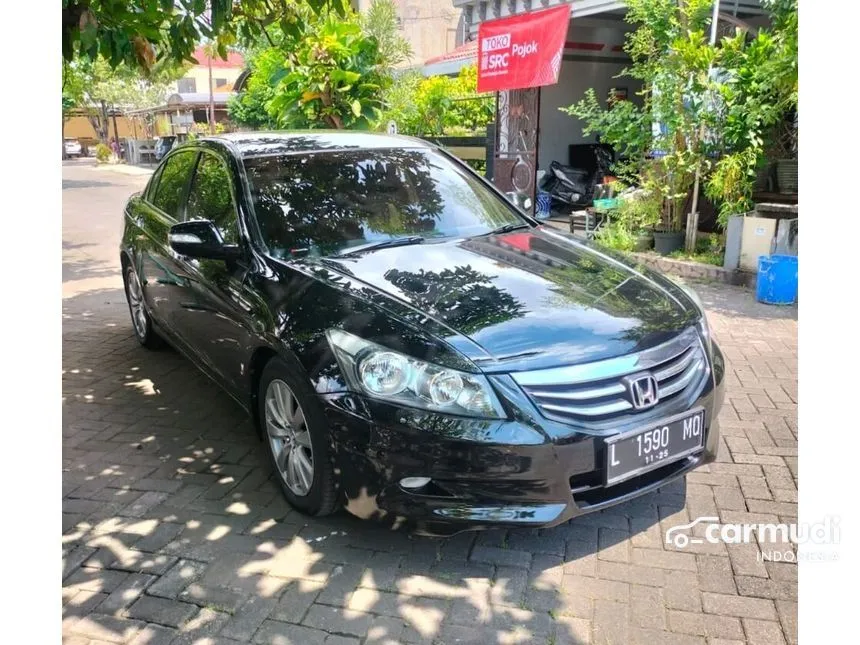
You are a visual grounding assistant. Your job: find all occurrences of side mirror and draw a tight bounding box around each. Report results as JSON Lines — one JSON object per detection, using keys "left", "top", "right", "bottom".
{"left": 168, "top": 220, "right": 240, "bottom": 261}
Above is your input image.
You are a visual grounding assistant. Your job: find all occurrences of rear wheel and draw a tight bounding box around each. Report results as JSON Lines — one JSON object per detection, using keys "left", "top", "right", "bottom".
{"left": 123, "top": 264, "right": 163, "bottom": 349}
{"left": 259, "top": 357, "right": 338, "bottom": 516}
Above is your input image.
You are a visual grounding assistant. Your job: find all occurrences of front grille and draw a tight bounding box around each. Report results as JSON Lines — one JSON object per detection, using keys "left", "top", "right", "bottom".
{"left": 511, "top": 328, "right": 708, "bottom": 425}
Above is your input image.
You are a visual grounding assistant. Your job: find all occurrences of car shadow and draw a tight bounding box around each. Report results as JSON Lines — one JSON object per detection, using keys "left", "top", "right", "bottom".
{"left": 63, "top": 284, "right": 689, "bottom": 645}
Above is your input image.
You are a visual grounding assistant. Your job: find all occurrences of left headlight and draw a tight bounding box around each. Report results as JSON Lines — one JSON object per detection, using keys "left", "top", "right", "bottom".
{"left": 326, "top": 329, "right": 506, "bottom": 419}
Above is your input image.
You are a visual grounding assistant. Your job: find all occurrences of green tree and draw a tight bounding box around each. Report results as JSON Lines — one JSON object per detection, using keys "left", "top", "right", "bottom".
{"left": 379, "top": 65, "right": 493, "bottom": 137}
{"left": 705, "top": 0, "right": 798, "bottom": 223}
{"left": 266, "top": 11, "right": 388, "bottom": 129}
{"left": 360, "top": 0, "right": 412, "bottom": 72}
{"left": 561, "top": 0, "right": 798, "bottom": 232}
{"left": 63, "top": 56, "right": 185, "bottom": 143}
{"left": 63, "top": 0, "right": 347, "bottom": 71}
{"left": 227, "top": 48, "right": 286, "bottom": 130}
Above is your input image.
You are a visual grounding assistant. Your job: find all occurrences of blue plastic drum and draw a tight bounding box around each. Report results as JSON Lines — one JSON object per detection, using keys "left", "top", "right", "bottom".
{"left": 756, "top": 255, "right": 798, "bottom": 305}
{"left": 536, "top": 191, "right": 552, "bottom": 220}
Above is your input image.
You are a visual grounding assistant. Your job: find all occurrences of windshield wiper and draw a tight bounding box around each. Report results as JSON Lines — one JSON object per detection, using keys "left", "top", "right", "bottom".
{"left": 486, "top": 222, "right": 532, "bottom": 235}
{"left": 334, "top": 236, "right": 426, "bottom": 258}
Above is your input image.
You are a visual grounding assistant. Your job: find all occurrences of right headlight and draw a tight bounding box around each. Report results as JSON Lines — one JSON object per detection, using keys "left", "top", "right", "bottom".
{"left": 677, "top": 281, "right": 713, "bottom": 354}
{"left": 326, "top": 328, "right": 506, "bottom": 419}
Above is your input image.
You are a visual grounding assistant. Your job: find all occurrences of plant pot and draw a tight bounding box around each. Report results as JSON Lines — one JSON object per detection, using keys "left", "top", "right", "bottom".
{"left": 754, "top": 162, "right": 774, "bottom": 192}
{"left": 634, "top": 231, "right": 654, "bottom": 252}
{"left": 776, "top": 158, "right": 798, "bottom": 194}
{"left": 653, "top": 230, "right": 684, "bottom": 255}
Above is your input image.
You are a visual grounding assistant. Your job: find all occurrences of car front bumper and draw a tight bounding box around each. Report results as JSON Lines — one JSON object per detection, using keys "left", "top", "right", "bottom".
{"left": 321, "top": 341, "right": 726, "bottom": 535}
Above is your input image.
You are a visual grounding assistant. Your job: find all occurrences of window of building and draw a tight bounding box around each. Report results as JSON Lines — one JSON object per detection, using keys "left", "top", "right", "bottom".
{"left": 215, "top": 78, "right": 228, "bottom": 88}
{"left": 177, "top": 77, "right": 197, "bottom": 93}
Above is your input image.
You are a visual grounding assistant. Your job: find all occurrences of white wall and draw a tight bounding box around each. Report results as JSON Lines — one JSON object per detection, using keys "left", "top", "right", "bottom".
{"left": 535, "top": 21, "right": 642, "bottom": 170}
{"left": 538, "top": 59, "right": 642, "bottom": 170}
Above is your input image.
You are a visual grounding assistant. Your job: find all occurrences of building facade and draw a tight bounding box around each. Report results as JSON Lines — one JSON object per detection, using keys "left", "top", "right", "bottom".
{"left": 174, "top": 47, "right": 245, "bottom": 94}
{"left": 354, "top": 0, "right": 464, "bottom": 68}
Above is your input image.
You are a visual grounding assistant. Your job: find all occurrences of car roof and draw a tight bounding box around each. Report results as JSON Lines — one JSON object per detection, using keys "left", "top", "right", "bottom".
{"left": 205, "top": 131, "right": 434, "bottom": 158}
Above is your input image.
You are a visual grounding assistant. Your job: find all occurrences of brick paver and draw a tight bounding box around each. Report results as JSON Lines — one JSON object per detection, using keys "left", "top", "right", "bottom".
{"left": 63, "top": 161, "right": 798, "bottom": 644}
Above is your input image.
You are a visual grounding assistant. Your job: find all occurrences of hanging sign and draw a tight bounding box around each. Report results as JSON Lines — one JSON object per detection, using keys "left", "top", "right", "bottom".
{"left": 477, "top": 6, "right": 571, "bottom": 93}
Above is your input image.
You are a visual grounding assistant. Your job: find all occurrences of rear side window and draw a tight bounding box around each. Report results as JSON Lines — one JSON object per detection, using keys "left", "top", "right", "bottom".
{"left": 151, "top": 151, "right": 197, "bottom": 218}
{"left": 185, "top": 154, "right": 239, "bottom": 243}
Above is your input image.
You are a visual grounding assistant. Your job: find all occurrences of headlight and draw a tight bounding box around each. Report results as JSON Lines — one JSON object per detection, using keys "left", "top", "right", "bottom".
{"left": 326, "top": 329, "right": 506, "bottom": 419}
{"left": 677, "top": 281, "right": 713, "bottom": 353}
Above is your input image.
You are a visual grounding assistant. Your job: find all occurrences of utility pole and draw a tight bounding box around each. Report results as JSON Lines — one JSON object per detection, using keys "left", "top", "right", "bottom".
{"left": 685, "top": 0, "right": 721, "bottom": 252}
{"left": 112, "top": 109, "right": 121, "bottom": 160}
{"left": 208, "top": 50, "right": 215, "bottom": 135}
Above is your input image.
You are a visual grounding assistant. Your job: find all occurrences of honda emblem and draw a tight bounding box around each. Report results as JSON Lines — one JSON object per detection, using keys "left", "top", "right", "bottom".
{"left": 625, "top": 373, "right": 659, "bottom": 410}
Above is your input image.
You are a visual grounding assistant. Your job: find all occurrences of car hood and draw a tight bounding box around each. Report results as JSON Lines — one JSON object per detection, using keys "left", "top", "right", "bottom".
{"left": 312, "top": 226, "right": 700, "bottom": 372}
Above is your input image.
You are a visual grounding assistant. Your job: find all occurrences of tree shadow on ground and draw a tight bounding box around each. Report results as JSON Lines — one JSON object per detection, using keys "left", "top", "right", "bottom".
{"left": 63, "top": 179, "right": 115, "bottom": 190}
{"left": 62, "top": 284, "right": 691, "bottom": 645}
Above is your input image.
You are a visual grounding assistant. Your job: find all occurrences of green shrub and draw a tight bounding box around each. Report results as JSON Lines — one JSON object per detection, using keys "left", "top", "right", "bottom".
{"left": 594, "top": 220, "right": 636, "bottom": 252}
{"left": 95, "top": 143, "right": 111, "bottom": 163}
{"left": 614, "top": 189, "right": 662, "bottom": 232}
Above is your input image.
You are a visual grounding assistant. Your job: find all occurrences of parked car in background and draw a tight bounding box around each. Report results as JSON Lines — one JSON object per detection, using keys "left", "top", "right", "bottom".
{"left": 64, "top": 138, "right": 82, "bottom": 157}
{"left": 120, "top": 132, "right": 725, "bottom": 535}
{"left": 154, "top": 136, "right": 178, "bottom": 161}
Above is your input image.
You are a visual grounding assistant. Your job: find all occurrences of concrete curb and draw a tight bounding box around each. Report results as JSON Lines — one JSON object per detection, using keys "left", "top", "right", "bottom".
{"left": 631, "top": 252, "right": 756, "bottom": 288}
{"left": 94, "top": 163, "right": 154, "bottom": 176}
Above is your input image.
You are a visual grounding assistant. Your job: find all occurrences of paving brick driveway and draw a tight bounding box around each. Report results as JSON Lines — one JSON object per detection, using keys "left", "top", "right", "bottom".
{"left": 63, "top": 161, "right": 798, "bottom": 645}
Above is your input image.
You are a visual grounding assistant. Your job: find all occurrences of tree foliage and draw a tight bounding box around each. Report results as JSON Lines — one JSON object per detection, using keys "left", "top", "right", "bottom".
{"left": 705, "top": 0, "right": 798, "bottom": 222}
{"left": 360, "top": 0, "right": 412, "bottom": 72}
{"left": 561, "top": 0, "right": 798, "bottom": 229}
{"left": 63, "top": 56, "right": 186, "bottom": 141}
{"left": 267, "top": 12, "right": 387, "bottom": 129}
{"left": 62, "top": 1, "right": 347, "bottom": 71}
{"left": 227, "top": 48, "right": 285, "bottom": 130}
{"left": 379, "top": 65, "right": 494, "bottom": 137}
{"left": 228, "top": 2, "right": 410, "bottom": 132}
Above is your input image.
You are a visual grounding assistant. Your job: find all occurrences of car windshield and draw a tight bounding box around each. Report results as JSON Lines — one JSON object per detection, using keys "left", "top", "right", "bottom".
{"left": 242, "top": 148, "right": 525, "bottom": 258}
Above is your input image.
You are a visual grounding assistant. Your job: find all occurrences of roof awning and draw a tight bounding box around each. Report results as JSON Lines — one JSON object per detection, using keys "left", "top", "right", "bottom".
{"left": 422, "top": 41, "right": 478, "bottom": 77}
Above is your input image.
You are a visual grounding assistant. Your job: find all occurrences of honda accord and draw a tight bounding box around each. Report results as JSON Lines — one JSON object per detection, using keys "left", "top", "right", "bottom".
{"left": 120, "top": 132, "right": 725, "bottom": 534}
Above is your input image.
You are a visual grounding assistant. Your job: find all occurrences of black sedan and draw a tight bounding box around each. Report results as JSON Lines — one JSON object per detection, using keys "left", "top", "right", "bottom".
{"left": 120, "top": 132, "right": 725, "bottom": 535}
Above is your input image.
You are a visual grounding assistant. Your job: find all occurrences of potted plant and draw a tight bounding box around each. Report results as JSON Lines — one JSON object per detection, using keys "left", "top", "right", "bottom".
{"left": 615, "top": 184, "right": 661, "bottom": 251}
{"left": 643, "top": 158, "right": 693, "bottom": 255}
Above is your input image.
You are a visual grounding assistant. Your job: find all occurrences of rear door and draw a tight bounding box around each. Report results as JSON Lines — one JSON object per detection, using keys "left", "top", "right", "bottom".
{"left": 135, "top": 148, "right": 199, "bottom": 344}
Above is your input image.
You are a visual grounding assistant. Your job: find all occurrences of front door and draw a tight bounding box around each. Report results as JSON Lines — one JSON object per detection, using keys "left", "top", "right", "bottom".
{"left": 136, "top": 149, "right": 199, "bottom": 344}
{"left": 172, "top": 150, "right": 257, "bottom": 396}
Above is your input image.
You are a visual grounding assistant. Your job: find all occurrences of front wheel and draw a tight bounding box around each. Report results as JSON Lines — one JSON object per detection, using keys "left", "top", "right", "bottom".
{"left": 123, "top": 264, "right": 163, "bottom": 349}
{"left": 258, "top": 357, "right": 338, "bottom": 516}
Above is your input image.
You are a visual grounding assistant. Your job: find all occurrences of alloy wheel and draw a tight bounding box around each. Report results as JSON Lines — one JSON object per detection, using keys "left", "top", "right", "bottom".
{"left": 264, "top": 379, "right": 315, "bottom": 496}
{"left": 126, "top": 269, "right": 148, "bottom": 338}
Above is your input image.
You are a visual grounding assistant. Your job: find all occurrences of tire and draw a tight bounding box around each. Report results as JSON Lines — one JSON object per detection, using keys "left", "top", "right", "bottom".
{"left": 123, "top": 264, "right": 164, "bottom": 349}
{"left": 258, "top": 357, "right": 339, "bottom": 516}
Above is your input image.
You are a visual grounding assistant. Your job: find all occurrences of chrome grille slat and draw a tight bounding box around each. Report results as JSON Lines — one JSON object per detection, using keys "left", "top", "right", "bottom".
{"left": 654, "top": 348, "right": 695, "bottom": 381}
{"left": 658, "top": 360, "right": 703, "bottom": 398}
{"left": 511, "top": 329, "right": 708, "bottom": 423}
{"left": 511, "top": 328, "right": 698, "bottom": 387}
{"left": 542, "top": 399, "right": 633, "bottom": 417}
{"left": 529, "top": 382, "right": 626, "bottom": 401}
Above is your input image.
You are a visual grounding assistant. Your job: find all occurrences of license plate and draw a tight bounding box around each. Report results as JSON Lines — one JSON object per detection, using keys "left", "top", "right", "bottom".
{"left": 604, "top": 408, "right": 705, "bottom": 486}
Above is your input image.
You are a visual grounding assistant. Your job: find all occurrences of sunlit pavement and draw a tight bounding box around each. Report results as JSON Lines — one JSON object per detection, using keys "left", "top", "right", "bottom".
{"left": 63, "top": 160, "right": 798, "bottom": 645}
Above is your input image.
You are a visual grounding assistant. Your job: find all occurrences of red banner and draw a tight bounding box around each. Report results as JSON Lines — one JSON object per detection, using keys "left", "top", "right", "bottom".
{"left": 477, "top": 6, "right": 571, "bottom": 93}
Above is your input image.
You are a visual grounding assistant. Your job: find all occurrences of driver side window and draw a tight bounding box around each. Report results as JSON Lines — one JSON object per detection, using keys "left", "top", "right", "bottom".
{"left": 185, "top": 154, "right": 239, "bottom": 244}
{"left": 151, "top": 151, "right": 197, "bottom": 219}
